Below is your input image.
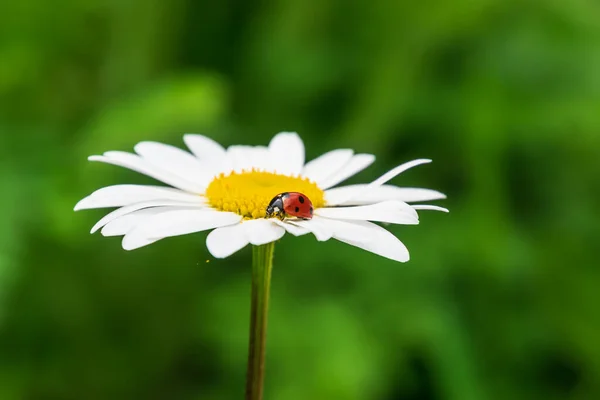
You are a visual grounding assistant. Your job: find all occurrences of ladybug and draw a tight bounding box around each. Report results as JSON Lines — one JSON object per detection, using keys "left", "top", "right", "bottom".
{"left": 265, "top": 192, "right": 313, "bottom": 221}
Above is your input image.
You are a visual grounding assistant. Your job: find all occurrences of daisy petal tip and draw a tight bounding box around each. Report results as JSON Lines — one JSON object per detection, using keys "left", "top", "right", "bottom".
{"left": 121, "top": 233, "right": 154, "bottom": 251}
{"left": 205, "top": 243, "right": 237, "bottom": 259}
{"left": 412, "top": 205, "right": 449, "bottom": 213}
{"left": 121, "top": 238, "right": 144, "bottom": 252}
{"left": 73, "top": 198, "right": 90, "bottom": 211}
{"left": 206, "top": 249, "right": 229, "bottom": 259}
{"left": 412, "top": 158, "right": 433, "bottom": 167}
{"left": 183, "top": 132, "right": 207, "bottom": 139}
{"left": 275, "top": 131, "right": 299, "bottom": 138}
{"left": 269, "top": 131, "right": 300, "bottom": 148}
{"left": 132, "top": 141, "right": 150, "bottom": 153}
{"left": 121, "top": 237, "right": 134, "bottom": 251}
{"left": 90, "top": 220, "right": 108, "bottom": 234}
{"left": 182, "top": 133, "right": 223, "bottom": 150}
{"left": 205, "top": 225, "right": 250, "bottom": 259}
{"left": 388, "top": 247, "right": 410, "bottom": 263}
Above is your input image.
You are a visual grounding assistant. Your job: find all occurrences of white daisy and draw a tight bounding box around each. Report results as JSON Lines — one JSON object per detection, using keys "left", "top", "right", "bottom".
{"left": 74, "top": 132, "right": 447, "bottom": 262}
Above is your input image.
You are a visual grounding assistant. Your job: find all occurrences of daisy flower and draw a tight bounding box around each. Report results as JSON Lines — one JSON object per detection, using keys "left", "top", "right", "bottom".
{"left": 74, "top": 132, "right": 447, "bottom": 262}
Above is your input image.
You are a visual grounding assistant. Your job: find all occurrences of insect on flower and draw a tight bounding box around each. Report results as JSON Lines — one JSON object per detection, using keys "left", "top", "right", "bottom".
{"left": 265, "top": 192, "right": 314, "bottom": 221}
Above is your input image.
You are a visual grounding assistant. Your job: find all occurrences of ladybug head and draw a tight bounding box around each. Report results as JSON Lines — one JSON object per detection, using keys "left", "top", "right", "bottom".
{"left": 265, "top": 193, "right": 286, "bottom": 220}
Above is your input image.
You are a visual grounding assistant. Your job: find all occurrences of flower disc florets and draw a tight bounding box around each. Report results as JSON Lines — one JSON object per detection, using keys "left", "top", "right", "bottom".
{"left": 205, "top": 169, "right": 325, "bottom": 219}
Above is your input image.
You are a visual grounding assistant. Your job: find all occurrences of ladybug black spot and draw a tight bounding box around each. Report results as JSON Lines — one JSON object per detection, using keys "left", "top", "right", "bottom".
{"left": 298, "top": 196, "right": 305, "bottom": 204}
{"left": 309, "top": 207, "right": 313, "bottom": 214}
{"left": 295, "top": 207, "right": 300, "bottom": 212}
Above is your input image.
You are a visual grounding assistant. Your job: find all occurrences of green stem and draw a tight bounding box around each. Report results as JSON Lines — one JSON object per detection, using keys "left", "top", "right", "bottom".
{"left": 245, "top": 242, "right": 275, "bottom": 400}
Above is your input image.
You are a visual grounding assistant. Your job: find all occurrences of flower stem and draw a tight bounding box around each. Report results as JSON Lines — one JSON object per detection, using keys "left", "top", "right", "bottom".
{"left": 245, "top": 242, "right": 275, "bottom": 400}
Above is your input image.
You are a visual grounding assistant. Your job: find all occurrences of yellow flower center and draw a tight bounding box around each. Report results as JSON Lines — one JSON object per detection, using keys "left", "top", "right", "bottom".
{"left": 205, "top": 170, "right": 325, "bottom": 219}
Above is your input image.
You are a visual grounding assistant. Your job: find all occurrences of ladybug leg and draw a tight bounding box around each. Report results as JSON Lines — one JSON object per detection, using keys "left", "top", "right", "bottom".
{"left": 277, "top": 211, "right": 286, "bottom": 221}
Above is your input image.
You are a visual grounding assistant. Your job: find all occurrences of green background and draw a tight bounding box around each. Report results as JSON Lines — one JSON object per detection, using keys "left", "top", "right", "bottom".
{"left": 1, "top": 0, "right": 599, "bottom": 399}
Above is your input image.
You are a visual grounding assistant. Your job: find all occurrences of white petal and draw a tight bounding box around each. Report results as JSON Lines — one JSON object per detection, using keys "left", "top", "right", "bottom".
{"left": 320, "top": 219, "right": 410, "bottom": 262}
{"left": 102, "top": 208, "right": 168, "bottom": 236}
{"left": 226, "top": 146, "right": 251, "bottom": 172}
{"left": 325, "top": 185, "right": 446, "bottom": 206}
{"left": 301, "top": 149, "right": 354, "bottom": 185}
{"left": 332, "top": 159, "right": 433, "bottom": 204}
{"left": 319, "top": 154, "right": 375, "bottom": 189}
{"left": 89, "top": 151, "right": 205, "bottom": 193}
{"left": 247, "top": 146, "right": 273, "bottom": 172}
{"left": 412, "top": 205, "right": 449, "bottom": 213}
{"left": 289, "top": 216, "right": 334, "bottom": 241}
{"left": 121, "top": 235, "right": 162, "bottom": 250}
{"left": 184, "top": 134, "right": 232, "bottom": 176}
{"left": 122, "top": 209, "right": 241, "bottom": 250}
{"left": 91, "top": 200, "right": 206, "bottom": 233}
{"left": 268, "top": 132, "right": 305, "bottom": 176}
{"left": 134, "top": 141, "right": 213, "bottom": 187}
{"left": 183, "top": 134, "right": 226, "bottom": 162}
{"left": 227, "top": 145, "right": 272, "bottom": 172}
{"left": 273, "top": 220, "right": 310, "bottom": 236}
{"left": 368, "top": 159, "right": 432, "bottom": 187}
{"left": 315, "top": 200, "right": 418, "bottom": 225}
{"left": 242, "top": 219, "right": 286, "bottom": 245}
{"left": 391, "top": 188, "right": 446, "bottom": 202}
{"left": 103, "top": 206, "right": 211, "bottom": 237}
{"left": 74, "top": 184, "right": 203, "bottom": 210}
{"left": 207, "top": 158, "right": 234, "bottom": 176}
{"left": 206, "top": 224, "right": 249, "bottom": 258}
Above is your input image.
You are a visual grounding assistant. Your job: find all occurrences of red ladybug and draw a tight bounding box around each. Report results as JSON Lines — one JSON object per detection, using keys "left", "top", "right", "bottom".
{"left": 265, "top": 192, "right": 313, "bottom": 221}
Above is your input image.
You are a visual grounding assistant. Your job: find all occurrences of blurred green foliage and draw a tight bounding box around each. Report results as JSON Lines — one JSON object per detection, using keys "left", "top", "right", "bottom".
{"left": 1, "top": 0, "right": 600, "bottom": 399}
